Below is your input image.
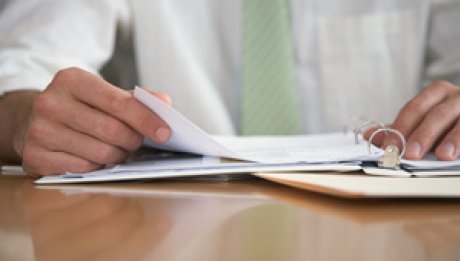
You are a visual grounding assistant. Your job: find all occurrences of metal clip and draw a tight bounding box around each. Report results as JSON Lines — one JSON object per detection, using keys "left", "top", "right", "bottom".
{"left": 368, "top": 127, "right": 406, "bottom": 170}
{"left": 378, "top": 145, "right": 400, "bottom": 169}
{"left": 352, "top": 118, "right": 385, "bottom": 144}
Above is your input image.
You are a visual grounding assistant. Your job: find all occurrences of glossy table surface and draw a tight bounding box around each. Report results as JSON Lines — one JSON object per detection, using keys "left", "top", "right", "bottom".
{"left": 1, "top": 172, "right": 460, "bottom": 261}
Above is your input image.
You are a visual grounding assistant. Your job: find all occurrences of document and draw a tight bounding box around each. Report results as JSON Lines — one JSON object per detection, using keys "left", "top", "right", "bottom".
{"left": 135, "top": 87, "right": 375, "bottom": 163}
{"left": 35, "top": 148, "right": 362, "bottom": 184}
{"left": 135, "top": 86, "right": 460, "bottom": 170}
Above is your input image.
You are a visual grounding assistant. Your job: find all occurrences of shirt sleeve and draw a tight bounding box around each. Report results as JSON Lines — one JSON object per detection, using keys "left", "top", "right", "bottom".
{"left": 0, "top": 0, "right": 130, "bottom": 95}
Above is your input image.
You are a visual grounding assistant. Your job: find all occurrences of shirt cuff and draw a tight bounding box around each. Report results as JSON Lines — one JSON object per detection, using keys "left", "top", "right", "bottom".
{"left": 0, "top": 76, "right": 48, "bottom": 96}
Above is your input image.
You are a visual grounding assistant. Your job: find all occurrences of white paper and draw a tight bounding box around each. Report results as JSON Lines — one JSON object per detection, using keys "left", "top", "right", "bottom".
{"left": 401, "top": 154, "right": 460, "bottom": 169}
{"left": 214, "top": 134, "right": 375, "bottom": 163}
{"left": 134, "top": 87, "right": 238, "bottom": 158}
{"left": 134, "top": 87, "right": 375, "bottom": 163}
{"left": 35, "top": 164, "right": 362, "bottom": 185}
{"left": 134, "top": 87, "right": 460, "bottom": 171}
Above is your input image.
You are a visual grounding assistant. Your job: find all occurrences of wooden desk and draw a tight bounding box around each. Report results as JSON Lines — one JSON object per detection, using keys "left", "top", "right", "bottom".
{"left": 1, "top": 172, "right": 460, "bottom": 261}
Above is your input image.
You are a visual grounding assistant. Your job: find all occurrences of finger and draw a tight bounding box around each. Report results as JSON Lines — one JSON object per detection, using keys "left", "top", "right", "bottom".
{"left": 363, "top": 127, "right": 378, "bottom": 141}
{"left": 35, "top": 94, "right": 143, "bottom": 151}
{"left": 53, "top": 68, "right": 171, "bottom": 144}
{"left": 363, "top": 124, "right": 392, "bottom": 147}
{"left": 404, "top": 98, "right": 460, "bottom": 160}
{"left": 435, "top": 120, "right": 460, "bottom": 160}
{"left": 383, "top": 81, "right": 455, "bottom": 148}
{"left": 29, "top": 119, "right": 129, "bottom": 165}
{"left": 144, "top": 89, "right": 172, "bottom": 106}
{"left": 132, "top": 88, "right": 173, "bottom": 106}
{"left": 22, "top": 144, "right": 101, "bottom": 177}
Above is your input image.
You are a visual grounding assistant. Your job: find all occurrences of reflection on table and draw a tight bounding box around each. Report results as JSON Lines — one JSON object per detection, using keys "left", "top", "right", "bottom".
{"left": 0, "top": 174, "right": 459, "bottom": 261}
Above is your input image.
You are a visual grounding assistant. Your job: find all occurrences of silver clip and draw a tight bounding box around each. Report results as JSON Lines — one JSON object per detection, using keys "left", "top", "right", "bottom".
{"left": 378, "top": 145, "right": 400, "bottom": 169}
{"left": 352, "top": 118, "right": 385, "bottom": 144}
{"left": 368, "top": 127, "right": 406, "bottom": 170}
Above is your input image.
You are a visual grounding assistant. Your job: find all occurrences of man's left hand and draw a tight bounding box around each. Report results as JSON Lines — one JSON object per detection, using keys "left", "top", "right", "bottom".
{"left": 381, "top": 81, "right": 460, "bottom": 161}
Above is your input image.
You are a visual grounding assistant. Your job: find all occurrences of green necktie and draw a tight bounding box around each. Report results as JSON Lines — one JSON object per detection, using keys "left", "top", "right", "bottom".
{"left": 241, "top": 0, "right": 302, "bottom": 135}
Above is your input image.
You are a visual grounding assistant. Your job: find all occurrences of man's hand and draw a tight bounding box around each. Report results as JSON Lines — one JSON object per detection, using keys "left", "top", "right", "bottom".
{"left": 12, "top": 67, "right": 171, "bottom": 176}
{"left": 374, "top": 81, "right": 460, "bottom": 161}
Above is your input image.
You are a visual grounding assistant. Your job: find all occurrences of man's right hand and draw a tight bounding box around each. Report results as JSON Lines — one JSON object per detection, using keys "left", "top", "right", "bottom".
{"left": 13, "top": 67, "right": 171, "bottom": 177}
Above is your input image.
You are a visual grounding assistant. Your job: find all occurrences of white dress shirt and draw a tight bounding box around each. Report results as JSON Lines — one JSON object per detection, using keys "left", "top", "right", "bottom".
{"left": 1, "top": 0, "right": 460, "bottom": 134}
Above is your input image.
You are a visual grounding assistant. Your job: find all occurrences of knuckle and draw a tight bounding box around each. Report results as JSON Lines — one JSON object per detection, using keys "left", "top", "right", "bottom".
{"left": 72, "top": 160, "right": 99, "bottom": 173}
{"left": 26, "top": 121, "right": 48, "bottom": 142}
{"left": 432, "top": 80, "right": 455, "bottom": 90}
{"left": 413, "top": 128, "right": 436, "bottom": 146}
{"left": 117, "top": 132, "right": 143, "bottom": 151}
{"left": 402, "top": 99, "right": 424, "bottom": 115}
{"left": 127, "top": 134, "right": 144, "bottom": 150}
{"left": 96, "top": 146, "right": 118, "bottom": 164}
{"left": 32, "top": 93, "right": 58, "bottom": 116}
{"left": 53, "top": 67, "right": 82, "bottom": 83}
{"left": 95, "top": 117, "right": 121, "bottom": 141}
{"left": 432, "top": 104, "right": 456, "bottom": 119}
{"left": 107, "top": 91, "right": 130, "bottom": 113}
{"left": 424, "top": 80, "right": 456, "bottom": 96}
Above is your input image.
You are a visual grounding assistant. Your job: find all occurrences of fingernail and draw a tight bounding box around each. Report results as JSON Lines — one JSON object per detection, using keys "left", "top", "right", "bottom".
{"left": 407, "top": 141, "right": 421, "bottom": 157}
{"left": 439, "top": 142, "right": 455, "bottom": 158}
{"left": 155, "top": 126, "right": 171, "bottom": 143}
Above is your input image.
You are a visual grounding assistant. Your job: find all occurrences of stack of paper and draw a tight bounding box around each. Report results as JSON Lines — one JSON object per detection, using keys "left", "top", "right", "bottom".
{"left": 135, "top": 87, "right": 376, "bottom": 163}
{"left": 35, "top": 87, "right": 460, "bottom": 185}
